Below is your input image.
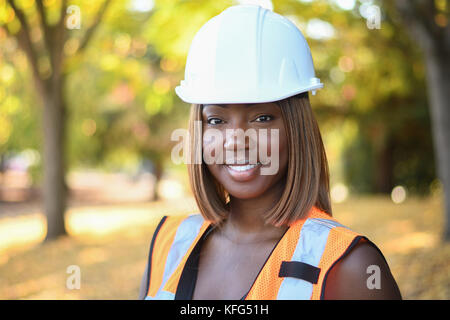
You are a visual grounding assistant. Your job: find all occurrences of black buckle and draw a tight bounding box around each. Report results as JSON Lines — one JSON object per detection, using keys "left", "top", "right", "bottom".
{"left": 278, "top": 261, "right": 321, "bottom": 284}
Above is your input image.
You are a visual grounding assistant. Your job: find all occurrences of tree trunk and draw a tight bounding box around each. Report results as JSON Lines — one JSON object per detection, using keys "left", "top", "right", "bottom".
{"left": 391, "top": 0, "right": 450, "bottom": 241}
{"left": 152, "top": 160, "right": 163, "bottom": 201}
{"left": 42, "top": 78, "right": 67, "bottom": 240}
{"left": 424, "top": 48, "right": 450, "bottom": 241}
{"left": 374, "top": 133, "right": 394, "bottom": 194}
{"left": 5, "top": 0, "right": 111, "bottom": 241}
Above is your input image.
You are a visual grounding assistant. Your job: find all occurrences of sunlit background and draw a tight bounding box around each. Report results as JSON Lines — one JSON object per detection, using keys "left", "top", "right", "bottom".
{"left": 0, "top": 0, "right": 449, "bottom": 299}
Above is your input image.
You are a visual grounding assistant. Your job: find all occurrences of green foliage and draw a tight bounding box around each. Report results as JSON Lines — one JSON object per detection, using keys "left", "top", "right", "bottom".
{"left": 0, "top": 0, "right": 437, "bottom": 194}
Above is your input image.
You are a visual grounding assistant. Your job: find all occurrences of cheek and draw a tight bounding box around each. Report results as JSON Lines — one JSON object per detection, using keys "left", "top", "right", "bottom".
{"left": 203, "top": 129, "right": 225, "bottom": 162}
{"left": 258, "top": 128, "right": 288, "bottom": 164}
{"left": 265, "top": 128, "right": 288, "bottom": 176}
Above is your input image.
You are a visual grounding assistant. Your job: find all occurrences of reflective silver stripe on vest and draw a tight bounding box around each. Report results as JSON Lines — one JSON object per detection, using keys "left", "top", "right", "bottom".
{"left": 148, "top": 214, "right": 204, "bottom": 300}
{"left": 310, "top": 218, "right": 348, "bottom": 230}
{"left": 145, "top": 290, "right": 175, "bottom": 300}
{"left": 277, "top": 218, "right": 342, "bottom": 300}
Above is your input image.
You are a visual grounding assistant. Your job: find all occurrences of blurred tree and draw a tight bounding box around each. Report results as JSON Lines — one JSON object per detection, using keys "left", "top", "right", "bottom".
{"left": 387, "top": 0, "right": 450, "bottom": 240}
{"left": 1, "top": 0, "right": 112, "bottom": 240}
{"left": 0, "top": 0, "right": 444, "bottom": 242}
{"left": 276, "top": 0, "right": 436, "bottom": 196}
{"left": 62, "top": 2, "right": 183, "bottom": 202}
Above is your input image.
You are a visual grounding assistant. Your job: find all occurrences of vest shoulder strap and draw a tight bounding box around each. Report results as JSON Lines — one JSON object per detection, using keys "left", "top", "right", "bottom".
{"left": 145, "top": 214, "right": 209, "bottom": 300}
{"left": 311, "top": 220, "right": 365, "bottom": 299}
{"left": 246, "top": 206, "right": 364, "bottom": 300}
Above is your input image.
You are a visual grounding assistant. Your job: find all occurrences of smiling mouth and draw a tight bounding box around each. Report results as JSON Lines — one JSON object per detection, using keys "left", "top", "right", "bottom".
{"left": 223, "top": 162, "right": 262, "bottom": 182}
{"left": 225, "top": 163, "right": 261, "bottom": 172}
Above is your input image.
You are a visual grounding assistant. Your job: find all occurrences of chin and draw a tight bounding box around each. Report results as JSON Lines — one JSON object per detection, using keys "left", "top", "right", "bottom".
{"left": 207, "top": 164, "right": 284, "bottom": 200}
{"left": 227, "top": 189, "right": 264, "bottom": 200}
{"left": 222, "top": 180, "right": 270, "bottom": 200}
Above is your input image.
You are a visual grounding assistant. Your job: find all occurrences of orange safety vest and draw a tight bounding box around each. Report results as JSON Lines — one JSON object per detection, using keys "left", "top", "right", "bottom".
{"left": 144, "top": 206, "right": 377, "bottom": 300}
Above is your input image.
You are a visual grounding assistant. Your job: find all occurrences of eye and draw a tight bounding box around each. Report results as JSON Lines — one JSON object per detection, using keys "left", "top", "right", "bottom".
{"left": 207, "top": 117, "right": 224, "bottom": 125}
{"left": 254, "top": 115, "right": 274, "bottom": 122}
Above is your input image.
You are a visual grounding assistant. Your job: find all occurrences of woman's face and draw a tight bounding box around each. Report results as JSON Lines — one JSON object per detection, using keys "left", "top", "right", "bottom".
{"left": 202, "top": 103, "right": 288, "bottom": 200}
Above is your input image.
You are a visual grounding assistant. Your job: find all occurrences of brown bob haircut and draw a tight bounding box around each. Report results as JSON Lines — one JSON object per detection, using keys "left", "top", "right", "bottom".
{"left": 187, "top": 91, "right": 332, "bottom": 227}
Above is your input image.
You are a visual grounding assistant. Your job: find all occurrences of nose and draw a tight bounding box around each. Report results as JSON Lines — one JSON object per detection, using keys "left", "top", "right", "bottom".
{"left": 224, "top": 128, "right": 248, "bottom": 151}
{"left": 223, "top": 127, "right": 260, "bottom": 165}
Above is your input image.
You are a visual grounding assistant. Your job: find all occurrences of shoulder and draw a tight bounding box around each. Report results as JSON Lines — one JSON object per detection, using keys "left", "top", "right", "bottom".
{"left": 151, "top": 213, "right": 207, "bottom": 246}
{"left": 322, "top": 239, "right": 402, "bottom": 300}
{"left": 154, "top": 214, "right": 204, "bottom": 233}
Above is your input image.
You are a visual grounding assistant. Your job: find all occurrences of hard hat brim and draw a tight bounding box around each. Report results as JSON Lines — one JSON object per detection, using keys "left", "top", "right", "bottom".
{"left": 175, "top": 83, "right": 324, "bottom": 105}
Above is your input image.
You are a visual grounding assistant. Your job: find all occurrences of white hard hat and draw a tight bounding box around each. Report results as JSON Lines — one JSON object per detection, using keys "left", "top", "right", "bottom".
{"left": 175, "top": 4, "right": 323, "bottom": 104}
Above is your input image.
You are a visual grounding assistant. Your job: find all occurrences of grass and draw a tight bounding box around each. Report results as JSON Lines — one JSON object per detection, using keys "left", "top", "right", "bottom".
{"left": 0, "top": 194, "right": 448, "bottom": 299}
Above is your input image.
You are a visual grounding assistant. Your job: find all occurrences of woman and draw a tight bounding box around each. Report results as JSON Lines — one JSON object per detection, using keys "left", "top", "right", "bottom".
{"left": 139, "top": 4, "right": 401, "bottom": 300}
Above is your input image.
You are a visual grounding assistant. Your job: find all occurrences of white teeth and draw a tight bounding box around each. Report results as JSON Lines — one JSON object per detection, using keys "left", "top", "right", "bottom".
{"left": 226, "top": 164, "right": 259, "bottom": 172}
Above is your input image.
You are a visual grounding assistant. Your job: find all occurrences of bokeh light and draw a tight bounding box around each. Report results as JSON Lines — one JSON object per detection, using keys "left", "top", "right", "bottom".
{"left": 391, "top": 185, "right": 407, "bottom": 204}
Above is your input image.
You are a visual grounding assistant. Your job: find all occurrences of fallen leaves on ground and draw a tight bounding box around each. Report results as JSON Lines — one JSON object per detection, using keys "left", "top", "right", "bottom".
{"left": 0, "top": 195, "right": 448, "bottom": 299}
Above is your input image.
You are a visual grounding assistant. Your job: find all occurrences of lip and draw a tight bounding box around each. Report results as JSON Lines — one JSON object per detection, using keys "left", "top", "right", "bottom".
{"left": 224, "top": 159, "right": 262, "bottom": 165}
{"left": 224, "top": 163, "right": 262, "bottom": 182}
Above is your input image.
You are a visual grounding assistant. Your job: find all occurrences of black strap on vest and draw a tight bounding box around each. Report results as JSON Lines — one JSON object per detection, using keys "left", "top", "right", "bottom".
{"left": 144, "top": 216, "right": 168, "bottom": 296}
{"left": 278, "top": 261, "right": 321, "bottom": 284}
{"left": 175, "top": 225, "right": 214, "bottom": 300}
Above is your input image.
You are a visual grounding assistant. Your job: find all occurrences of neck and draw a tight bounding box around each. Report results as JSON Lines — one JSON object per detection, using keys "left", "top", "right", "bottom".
{"left": 222, "top": 177, "right": 288, "bottom": 242}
